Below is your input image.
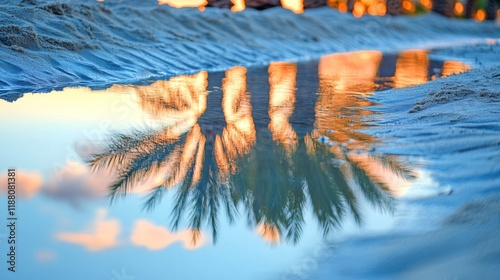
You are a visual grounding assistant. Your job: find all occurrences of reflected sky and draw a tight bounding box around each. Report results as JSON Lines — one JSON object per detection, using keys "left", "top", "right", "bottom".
{"left": 0, "top": 50, "right": 470, "bottom": 280}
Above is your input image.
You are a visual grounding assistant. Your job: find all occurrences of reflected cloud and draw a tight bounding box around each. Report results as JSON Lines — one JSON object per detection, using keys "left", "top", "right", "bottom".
{"left": 43, "top": 161, "right": 113, "bottom": 206}
{"left": 0, "top": 170, "right": 42, "bottom": 199}
{"left": 131, "top": 220, "right": 206, "bottom": 250}
{"left": 35, "top": 249, "right": 56, "bottom": 263}
{"left": 55, "top": 209, "right": 120, "bottom": 251}
{"left": 43, "top": 160, "right": 172, "bottom": 207}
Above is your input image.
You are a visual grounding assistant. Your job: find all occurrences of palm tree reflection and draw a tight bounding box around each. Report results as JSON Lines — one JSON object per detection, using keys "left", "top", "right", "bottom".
{"left": 315, "top": 50, "right": 415, "bottom": 205}
{"left": 90, "top": 56, "right": 417, "bottom": 245}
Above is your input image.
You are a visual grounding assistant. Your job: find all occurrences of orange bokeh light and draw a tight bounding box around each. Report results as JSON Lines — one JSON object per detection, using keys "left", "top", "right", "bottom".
{"left": 454, "top": 2, "right": 464, "bottom": 15}
{"left": 338, "top": 2, "right": 348, "bottom": 12}
{"left": 475, "top": 9, "right": 486, "bottom": 21}
{"left": 231, "top": 0, "right": 246, "bottom": 11}
{"left": 420, "top": 0, "right": 432, "bottom": 9}
{"left": 158, "top": 0, "right": 207, "bottom": 8}
{"left": 353, "top": 2, "right": 366, "bottom": 17}
{"left": 281, "top": 0, "right": 304, "bottom": 13}
{"left": 402, "top": 0, "right": 415, "bottom": 12}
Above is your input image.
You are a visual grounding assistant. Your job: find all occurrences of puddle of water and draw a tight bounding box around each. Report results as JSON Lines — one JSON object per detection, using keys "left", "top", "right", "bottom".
{"left": 0, "top": 50, "right": 470, "bottom": 280}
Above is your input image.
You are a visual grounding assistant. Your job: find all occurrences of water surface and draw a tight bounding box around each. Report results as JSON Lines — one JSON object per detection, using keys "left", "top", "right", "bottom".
{"left": 0, "top": 50, "right": 470, "bottom": 280}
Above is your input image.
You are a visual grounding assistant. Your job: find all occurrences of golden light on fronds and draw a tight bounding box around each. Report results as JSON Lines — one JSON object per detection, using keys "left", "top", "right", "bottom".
{"left": 474, "top": 9, "right": 486, "bottom": 21}
{"left": 268, "top": 62, "right": 298, "bottom": 154}
{"left": 191, "top": 135, "right": 206, "bottom": 186}
{"left": 420, "top": 0, "right": 432, "bottom": 9}
{"left": 268, "top": 62, "right": 297, "bottom": 107}
{"left": 135, "top": 72, "right": 208, "bottom": 122}
{"left": 454, "top": 2, "right": 464, "bottom": 15}
{"left": 216, "top": 66, "right": 256, "bottom": 177}
{"left": 214, "top": 135, "right": 231, "bottom": 179}
{"left": 257, "top": 223, "right": 281, "bottom": 244}
{"left": 441, "top": 61, "right": 471, "bottom": 77}
{"left": 92, "top": 73, "right": 210, "bottom": 193}
{"left": 162, "top": 124, "right": 206, "bottom": 188}
{"left": 394, "top": 50, "right": 429, "bottom": 88}
{"left": 315, "top": 51, "right": 381, "bottom": 146}
{"left": 158, "top": 0, "right": 207, "bottom": 8}
{"left": 281, "top": 0, "right": 304, "bottom": 13}
{"left": 318, "top": 50, "right": 383, "bottom": 92}
{"left": 221, "top": 67, "right": 256, "bottom": 142}
{"left": 231, "top": 0, "right": 246, "bottom": 11}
